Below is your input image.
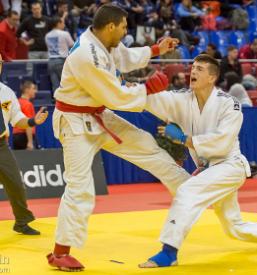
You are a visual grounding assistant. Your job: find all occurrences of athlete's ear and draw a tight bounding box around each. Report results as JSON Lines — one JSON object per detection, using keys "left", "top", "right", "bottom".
{"left": 108, "top": 22, "right": 116, "bottom": 33}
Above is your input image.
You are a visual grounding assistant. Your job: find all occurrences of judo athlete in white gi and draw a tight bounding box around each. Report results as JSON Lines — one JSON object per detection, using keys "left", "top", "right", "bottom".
{"left": 139, "top": 54, "right": 257, "bottom": 268}
{"left": 46, "top": 4, "right": 186, "bottom": 271}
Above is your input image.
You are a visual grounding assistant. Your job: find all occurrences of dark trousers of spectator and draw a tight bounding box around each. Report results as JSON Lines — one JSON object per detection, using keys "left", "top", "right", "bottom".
{"left": 13, "top": 133, "right": 37, "bottom": 150}
{"left": 179, "top": 17, "right": 202, "bottom": 32}
{"left": 0, "top": 137, "right": 34, "bottom": 225}
{"left": 48, "top": 58, "right": 65, "bottom": 92}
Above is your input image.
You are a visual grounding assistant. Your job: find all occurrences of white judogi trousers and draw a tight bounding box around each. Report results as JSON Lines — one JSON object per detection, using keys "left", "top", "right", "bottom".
{"left": 55, "top": 110, "right": 189, "bottom": 248}
{"left": 160, "top": 158, "right": 257, "bottom": 248}
{"left": 54, "top": 110, "right": 257, "bottom": 248}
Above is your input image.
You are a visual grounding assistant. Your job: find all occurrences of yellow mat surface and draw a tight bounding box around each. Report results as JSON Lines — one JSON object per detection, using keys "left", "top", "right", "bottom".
{"left": 0, "top": 209, "right": 257, "bottom": 275}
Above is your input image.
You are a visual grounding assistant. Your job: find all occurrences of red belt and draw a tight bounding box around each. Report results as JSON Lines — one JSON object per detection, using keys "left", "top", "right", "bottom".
{"left": 56, "top": 100, "right": 122, "bottom": 144}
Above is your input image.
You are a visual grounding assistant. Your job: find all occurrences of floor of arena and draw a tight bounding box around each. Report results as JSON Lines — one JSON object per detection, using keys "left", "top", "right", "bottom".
{"left": 0, "top": 179, "right": 256, "bottom": 274}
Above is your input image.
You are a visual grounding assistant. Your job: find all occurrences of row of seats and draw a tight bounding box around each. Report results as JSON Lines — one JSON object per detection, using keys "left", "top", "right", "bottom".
{"left": 1, "top": 63, "right": 52, "bottom": 92}
{"left": 178, "top": 30, "right": 257, "bottom": 59}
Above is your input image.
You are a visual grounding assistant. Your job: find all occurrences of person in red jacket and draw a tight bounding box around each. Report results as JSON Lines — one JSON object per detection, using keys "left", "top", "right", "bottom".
{"left": 239, "top": 38, "right": 257, "bottom": 60}
{"left": 0, "top": 10, "right": 19, "bottom": 61}
{"left": 12, "top": 81, "right": 37, "bottom": 150}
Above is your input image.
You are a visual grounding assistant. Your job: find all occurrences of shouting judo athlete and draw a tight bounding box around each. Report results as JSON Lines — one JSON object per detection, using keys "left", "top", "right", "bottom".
{"left": 46, "top": 4, "right": 187, "bottom": 271}
{"left": 139, "top": 54, "right": 257, "bottom": 268}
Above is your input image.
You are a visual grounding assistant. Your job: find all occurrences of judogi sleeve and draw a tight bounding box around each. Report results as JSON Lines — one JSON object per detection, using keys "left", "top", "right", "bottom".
{"left": 9, "top": 90, "right": 26, "bottom": 126}
{"left": 113, "top": 43, "right": 151, "bottom": 73}
{"left": 68, "top": 46, "right": 147, "bottom": 112}
{"left": 145, "top": 91, "right": 183, "bottom": 122}
{"left": 192, "top": 98, "right": 243, "bottom": 159}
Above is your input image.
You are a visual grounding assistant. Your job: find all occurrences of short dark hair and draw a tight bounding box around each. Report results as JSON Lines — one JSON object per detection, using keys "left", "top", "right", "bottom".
{"left": 194, "top": 54, "right": 220, "bottom": 79}
{"left": 171, "top": 74, "right": 179, "bottom": 85}
{"left": 31, "top": 1, "right": 42, "bottom": 7}
{"left": 50, "top": 16, "right": 62, "bottom": 29}
{"left": 57, "top": 0, "right": 68, "bottom": 7}
{"left": 207, "top": 43, "right": 217, "bottom": 50}
{"left": 7, "top": 10, "right": 19, "bottom": 17}
{"left": 227, "top": 45, "right": 237, "bottom": 52}
{"left": 93, "top": 4, "right": 128, "bottom": 30}
{"left": 225, "top": 71, "right": 240, "bottom": 90}
{"left": 21, "top": 81, "right": 35, "bottom": 94}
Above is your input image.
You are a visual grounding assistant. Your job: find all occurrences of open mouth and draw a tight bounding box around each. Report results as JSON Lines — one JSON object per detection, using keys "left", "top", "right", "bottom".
{"left": 191, "top": 77, "right": 197, "bottom": 83}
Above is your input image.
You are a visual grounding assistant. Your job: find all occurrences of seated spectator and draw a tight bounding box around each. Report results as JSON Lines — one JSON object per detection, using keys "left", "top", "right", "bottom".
{"left": 242, "top": 74, "right": 257, "bottom": 90}
{"left": 45, "top": 16, "right": 74, "bottom": 92}
{"left": 12, "top": 81, "right": 38, "bottom": 150}
{"left": 204, "top": 43, "right": 222, "bottom": 59}
{"left": 162, "top": 46, "right": 181, "bottom": 60}
{"left": 177, "top": 0, "right": 204, "bottom": 32}
{"left": 0, "top": 10, "right": 20, "bottom": 61}
{"left": 239, "top": 38, "right": 257, "bottom": 60}
{"left": 225, "top": 71, "right": 253, "bottom": 107}
{"left": 16, "top": 1, "right": 51, "bottom": 59}
{"left": 169, "top": 72, "right": 188, "bottom": 90}
{"left": 219, "top": 45, "right": 242, "bottom": 84}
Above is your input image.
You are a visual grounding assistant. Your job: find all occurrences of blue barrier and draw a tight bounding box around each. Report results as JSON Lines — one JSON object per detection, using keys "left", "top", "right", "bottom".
{"left": 33, "top": 106, "right": 257, "bottom": 184}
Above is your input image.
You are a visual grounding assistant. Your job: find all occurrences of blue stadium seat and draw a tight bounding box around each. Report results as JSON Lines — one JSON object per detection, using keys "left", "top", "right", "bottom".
{"left": 229, "top": 31, "right": 248, "bottom": 48}
{"left": 191, "top": 46, "right": 205, "bottom": 58}
{"left": 1, "top": 62, "right": 28, "bottom": 82}
{"left": 33, "top": 63, "right": 48, "bottom": 83}
{"left": 34, "top": 90, "right": 53, "bottom": 105}
{"left": 248, "top": 20, "right": 257, "bottom": 34}
{"left": 218, "top": 46, "right": 227, "bottom": 57}
{"left": 177, "top": 45, "right": 191, "bottom": 59}
{"left": 38, "top": 75, "right": 52, "bottom": 91}
{"left": 246, "top": 5, "right": 257, "bottom": 19}
{"left": 4, "top": 76, "right": 22, "bottom": 94}
{"left": 195, "top": 31, "right": 209, "bottom": 48}
{"left": 210, "top": 31, "right": 230, "bottom": 48}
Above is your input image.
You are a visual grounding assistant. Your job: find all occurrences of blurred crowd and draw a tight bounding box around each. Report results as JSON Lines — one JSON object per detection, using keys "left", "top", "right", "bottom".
{"left": 0, "top": 0, "right": 256, "bottom": 134}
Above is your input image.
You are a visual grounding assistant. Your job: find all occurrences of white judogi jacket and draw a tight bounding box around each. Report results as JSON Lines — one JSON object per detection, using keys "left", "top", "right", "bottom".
{"left": 53, "top": 27, "right": 151, "bottom": 138}
{"left": 0, "top": 82, "right": 25, "bottom": 137}
{"left": 146, "top": 87, "right": 251, "bottom": 176}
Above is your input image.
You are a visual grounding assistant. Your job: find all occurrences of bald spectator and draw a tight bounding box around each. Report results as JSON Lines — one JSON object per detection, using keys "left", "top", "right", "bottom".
{"left": 0, "top": 10, "right": 19, "bottom": 61}
{"left": 239, "top": 38, "right": 257, "bottom": 60}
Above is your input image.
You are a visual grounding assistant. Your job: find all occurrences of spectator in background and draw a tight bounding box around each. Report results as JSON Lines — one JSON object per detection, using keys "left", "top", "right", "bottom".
{"left": 0, "top": 10, "right": 19, "bottom": 61}
{"left": 169, "top": 72, "right": 188, "bottom": 90}
{"left": 219, "top": 45, "right": 242, "bottom": 84}
{"left": 205, "top": 43, "right": 222, "bottom": 59}
{"left": 225, "top": 71, "right": 253, "bottom": 107}
{"left": 57, "top": 0, "right": 77, "bottom": 40}
{"left": 242, "top": 74, "right": 257, "bottom": 90}
{"left": 17, "top": 1, "right": 50, "bottom": 59}
{"left": 13, "top": 81, "right": 38, "bottom": 150}
{"left": 114, "top": 0, "right": 144, "bottom": 36}
{"left": 45, "top": 16, "right": 74, "bottom": 92}
{"left": 177, "top": 0, "right": 204, "bottom": 32}
{"left": 2, "top": 0, "right": 22, "bottom": 15}
{"left": 239, "top": 38, "right": 257, "bottom": 60}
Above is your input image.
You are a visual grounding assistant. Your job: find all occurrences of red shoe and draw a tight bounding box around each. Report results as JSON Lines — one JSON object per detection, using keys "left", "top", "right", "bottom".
{"left": 47, "top": 253, "right": 85, "bottom": 272}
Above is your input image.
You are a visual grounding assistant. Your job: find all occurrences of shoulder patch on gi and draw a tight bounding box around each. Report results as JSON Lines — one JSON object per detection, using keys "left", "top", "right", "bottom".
{"left": 1, "top": 101, "right": 11, "bottom": 111}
